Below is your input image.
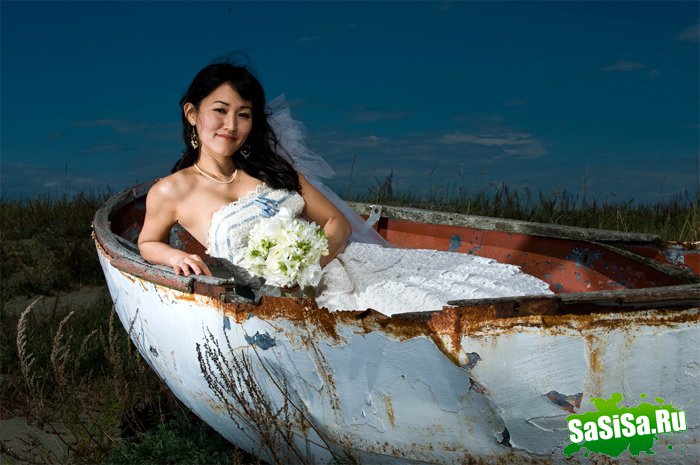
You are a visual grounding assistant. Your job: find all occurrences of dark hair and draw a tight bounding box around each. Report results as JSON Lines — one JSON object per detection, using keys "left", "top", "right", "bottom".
{"left": 171, "top": 61, "right": 300, "bottom": 192}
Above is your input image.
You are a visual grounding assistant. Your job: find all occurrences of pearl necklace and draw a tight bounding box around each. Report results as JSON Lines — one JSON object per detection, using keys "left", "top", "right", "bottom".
{"left": 193, "top": 163, "right": 237, "bottom": 184}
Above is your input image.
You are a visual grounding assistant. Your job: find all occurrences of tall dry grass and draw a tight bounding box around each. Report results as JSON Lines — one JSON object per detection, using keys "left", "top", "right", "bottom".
{"left": 352, "top": 176, "right": 699, "bottom": 242}
{"left": 1, "top": 192, "right": 109, "bottom": 300}
{"left": 2, "top": 295, "right": 184, "bottom": 464}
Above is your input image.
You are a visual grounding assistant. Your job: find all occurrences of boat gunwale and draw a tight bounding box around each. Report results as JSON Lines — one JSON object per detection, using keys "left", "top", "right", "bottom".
{"left": 93, "top": 182, "right": 700, "bottom": 315}
{"left": 347, "top": 202, "right": 664, "bottom": 243}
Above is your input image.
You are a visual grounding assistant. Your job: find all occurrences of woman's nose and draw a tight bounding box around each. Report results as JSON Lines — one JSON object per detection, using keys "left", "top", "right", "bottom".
{"left": 224, "top": 112, "right": 236, "bottom": 131}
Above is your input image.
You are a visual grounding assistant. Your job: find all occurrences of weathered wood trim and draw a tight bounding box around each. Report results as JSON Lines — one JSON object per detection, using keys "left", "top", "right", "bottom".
{"left": 446, "top": 283, "right": 700, "bottom": 310}
{"left": 557, "top": 283, "right": 700, "bottom": 306}
{"left": 590, "top": 241, "right": 699, "bottom": 284}
{"left": 347, "top": 202, "right": 662, "bottom": 243}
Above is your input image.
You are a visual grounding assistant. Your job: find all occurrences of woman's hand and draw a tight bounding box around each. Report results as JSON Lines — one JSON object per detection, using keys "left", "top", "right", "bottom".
{"left": 169, "top": 253, "right": 212, "bottom": 277}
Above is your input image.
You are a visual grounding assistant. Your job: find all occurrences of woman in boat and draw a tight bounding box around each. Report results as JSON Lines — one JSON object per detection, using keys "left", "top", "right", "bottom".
{"left": 139, "top": 60, "right": 552, "bottom": 315}
{"left": 138, "top": 62, "right": 352, "bottom": 278}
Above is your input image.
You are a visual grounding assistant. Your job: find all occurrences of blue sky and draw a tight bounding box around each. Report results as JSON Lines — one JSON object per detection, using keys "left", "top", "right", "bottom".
{"left": 1, "top": 1, "right": 698, "bottom": 202}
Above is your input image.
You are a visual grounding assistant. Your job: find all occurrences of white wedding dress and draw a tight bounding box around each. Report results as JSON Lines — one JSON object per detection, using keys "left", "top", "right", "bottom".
{"left": 206, "top": 184, "right": 553, "bottom": 316}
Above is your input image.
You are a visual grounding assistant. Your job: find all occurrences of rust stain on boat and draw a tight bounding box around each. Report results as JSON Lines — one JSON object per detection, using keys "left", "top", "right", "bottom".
{"left": 461, "top": 311, "right": 698, "bottom": 342}
{"left": 584, "top": 334, "right": 605, "bottom": 398}
{"left": 198, "top": 292, "right": 434, "bottom": 343}
{"left": 164, "top": 280, "right": 699, "bottom": 363}
{"left": 383, "top": 395, "right": 395, "bottom": 428}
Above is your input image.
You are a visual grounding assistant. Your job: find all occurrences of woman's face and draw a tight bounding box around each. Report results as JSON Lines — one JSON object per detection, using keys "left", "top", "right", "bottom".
{"left": 184, "top": 83, "right": 253, "bottom": 160}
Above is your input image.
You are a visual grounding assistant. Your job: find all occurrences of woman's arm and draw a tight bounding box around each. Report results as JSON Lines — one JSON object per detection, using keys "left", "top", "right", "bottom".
{"left": 298, "top": 174, "right": 352, "bottom": 267}
{"left": 138, "top": 179, "right": 212, "bottom": 276}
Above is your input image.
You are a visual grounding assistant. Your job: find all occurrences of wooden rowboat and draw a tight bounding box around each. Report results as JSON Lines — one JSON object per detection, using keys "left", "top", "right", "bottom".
{"left": 93, "top": 181, "right": 699, "bottom": 464}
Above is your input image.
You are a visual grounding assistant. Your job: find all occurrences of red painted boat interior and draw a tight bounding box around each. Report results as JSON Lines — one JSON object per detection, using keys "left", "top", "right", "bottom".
{"left": 108, "top": 195, "right": 691, "bottom": 295}
{"left": 373, "top": 218, "right": 684, "bottom": 293}
{"left": 614, "top": 243, "right": 700, "bottom": 277}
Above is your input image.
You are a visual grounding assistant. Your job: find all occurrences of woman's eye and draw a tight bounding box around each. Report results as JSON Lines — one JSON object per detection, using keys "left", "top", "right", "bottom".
{"left": 214, "top": 108, "right": 226, "bottom": 114}
{"left": 239, "top": 113, "right": 251, "bottom": 119}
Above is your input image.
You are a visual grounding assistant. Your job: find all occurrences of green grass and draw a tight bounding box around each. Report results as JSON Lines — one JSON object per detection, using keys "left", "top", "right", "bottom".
{"left": 103, "top": 411, "right": 243, "bottom": 465}
{"left": 348, "top": 173, "right": 699, "bottom": 242}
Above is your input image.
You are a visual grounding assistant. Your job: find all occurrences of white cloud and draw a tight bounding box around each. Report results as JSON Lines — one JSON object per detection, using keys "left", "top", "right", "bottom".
{"left": 306, "top": 127, "right": 547, "bottom": 192}
{"left": 352, "top": 110, "right": 409, "bottom": 123}
{"left": 603, "top": 60, "right": 647, "bottom": 73}
{"left": 678, "top": 23, "right": 700, "bottom": 42}
{"left": 437, "top": 132, "right": 545, "bottom": 158}
{"left": 504, "top": 145, "right": 546, "bottom": 158}
{"left": 337, "top": 135, "right": 392, "bottom": 148}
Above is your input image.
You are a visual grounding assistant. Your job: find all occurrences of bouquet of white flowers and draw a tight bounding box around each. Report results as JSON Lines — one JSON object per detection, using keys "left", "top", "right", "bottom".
{"left": 242, "top": 208, "right": 329, "bottom": 288}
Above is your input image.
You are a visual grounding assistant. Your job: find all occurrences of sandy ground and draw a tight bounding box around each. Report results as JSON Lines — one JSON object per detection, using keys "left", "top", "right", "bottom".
{"left": 1, "top": 285, "right": 111, "bottom": 464}
{"left": 2, "top": 285, "right": 111, "bottom": 318}
{"left": 0, "top": 417, "right": 76, "bottom": 464}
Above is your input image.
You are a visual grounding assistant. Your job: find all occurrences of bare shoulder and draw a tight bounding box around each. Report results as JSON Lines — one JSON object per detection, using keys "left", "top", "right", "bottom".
{"left": 147, "top": 169, "right": 196, "bottom": 205}
{"left": 297, "top": 172, "right": 318, "bottom": 196}
{"left": 298, "top": 171, "right": 312, "bottom": 186}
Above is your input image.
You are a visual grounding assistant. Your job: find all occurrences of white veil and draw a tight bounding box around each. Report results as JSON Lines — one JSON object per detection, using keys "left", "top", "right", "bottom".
{"left": 267, "top": 96, "right": 390, "bottom": 247}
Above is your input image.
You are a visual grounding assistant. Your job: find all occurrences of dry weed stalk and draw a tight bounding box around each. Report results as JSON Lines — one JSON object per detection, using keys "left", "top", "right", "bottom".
{"left": 74, "top": 329, "right": 99, "bottom": 381}
{"left": 197, "top": 328, "right": 296, "bottom": 464}
{"left": 13, "top": 298, "right": 106, "bottom": 464}
{"left": 51, "top": 322, "right": 116, "bottom": 462}
{"left": 196, "top": 323, "right": 360, "bottom": 465}
{"left": 100, "top": 309, "right": 125, "bottom": 391}
{"left": 16, "top": 297, "right": 47, "bottom": 420}
{"left": 197, "top": 326, "right": 347, "bottom": 465}
{"left": 50, "top": 310, "right": 75, "bottom": 388}
{"left": 9, "top": 299, "right": 174, "bottom": 464}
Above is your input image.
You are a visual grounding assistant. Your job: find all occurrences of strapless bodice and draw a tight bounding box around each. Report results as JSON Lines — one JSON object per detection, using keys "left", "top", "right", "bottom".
{"left": 206, "top": 184, "right": 305, "bottom": 267}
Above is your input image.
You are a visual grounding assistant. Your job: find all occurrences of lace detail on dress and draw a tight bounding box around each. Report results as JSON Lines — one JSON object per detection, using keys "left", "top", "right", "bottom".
{"left": 206, "top": 183, "right": 271, "bottom": 250}
{"left": 206, "top": 186, "right": 305, "bottom": 268}
{"left": 316, "top": 243, "right": 552, "bottom": 316}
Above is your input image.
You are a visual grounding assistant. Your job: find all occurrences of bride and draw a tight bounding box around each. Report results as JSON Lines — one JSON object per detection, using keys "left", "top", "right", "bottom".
{"left": 138, "top": 61, "right": 551, "bottom": 316}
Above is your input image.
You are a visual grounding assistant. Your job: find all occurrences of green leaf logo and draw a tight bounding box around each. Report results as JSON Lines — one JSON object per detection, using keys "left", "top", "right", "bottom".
{"left": 565, "top": 393, "right": 686, "bottom": 458}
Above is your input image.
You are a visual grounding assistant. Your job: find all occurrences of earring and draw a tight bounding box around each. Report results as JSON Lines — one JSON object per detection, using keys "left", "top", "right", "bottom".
{"left": 190, "top": 127, "right": 199, "bottom": 149}
{"left": 240, "top": 144, "right": 251, "bottom": 159}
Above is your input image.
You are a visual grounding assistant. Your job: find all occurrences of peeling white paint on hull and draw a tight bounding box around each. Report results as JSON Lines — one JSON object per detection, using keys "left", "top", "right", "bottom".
{"left": 98, "top": 249, "right": 699, "bottom": 464}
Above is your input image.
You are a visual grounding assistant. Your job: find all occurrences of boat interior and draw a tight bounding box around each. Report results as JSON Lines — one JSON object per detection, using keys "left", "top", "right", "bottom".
{"left": 94, "top": 182, "right": 699, "bottom": 310}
